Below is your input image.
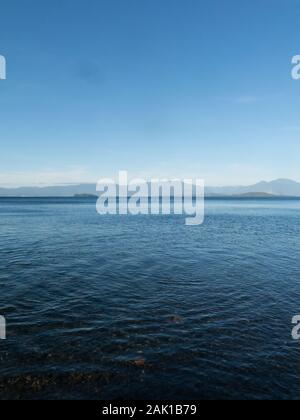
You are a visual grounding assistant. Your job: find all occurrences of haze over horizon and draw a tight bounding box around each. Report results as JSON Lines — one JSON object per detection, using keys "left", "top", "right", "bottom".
{"left": 2, "top": 178, "right": 300, "bottom": 197}
{"left": 0, "top": 177, "right": 299, "bottom": 189}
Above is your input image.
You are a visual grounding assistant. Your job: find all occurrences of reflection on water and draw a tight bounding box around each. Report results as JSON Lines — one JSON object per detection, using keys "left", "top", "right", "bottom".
{"left": 0, "top": 197, "right": 300, "bottom": 400}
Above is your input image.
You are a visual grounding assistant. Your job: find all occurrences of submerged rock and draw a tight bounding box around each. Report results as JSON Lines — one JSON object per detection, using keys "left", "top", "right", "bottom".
{"left": 132, "top": 358, "right": 146, "bottom": 368}
{"left": 169, "top": 315, "right": 183, "bottom": 324}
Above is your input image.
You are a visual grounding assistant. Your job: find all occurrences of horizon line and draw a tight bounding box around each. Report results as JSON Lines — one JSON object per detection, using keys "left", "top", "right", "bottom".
{"left": 0, "top": 177, "right": 298, "bottom": 189}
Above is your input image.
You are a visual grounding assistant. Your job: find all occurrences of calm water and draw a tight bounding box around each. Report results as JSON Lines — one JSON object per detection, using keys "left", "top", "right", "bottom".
{"left": 0, "top": 197, "right": 300, "bottom": 400}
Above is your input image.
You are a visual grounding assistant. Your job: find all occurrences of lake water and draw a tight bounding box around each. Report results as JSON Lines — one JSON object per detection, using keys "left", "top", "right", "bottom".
{"left": 0, "top": 197, "right": 300, "bottom": 400}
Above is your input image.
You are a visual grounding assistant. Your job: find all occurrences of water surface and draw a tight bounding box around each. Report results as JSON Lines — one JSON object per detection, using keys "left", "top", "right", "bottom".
{"left": 0, "top": 197, "right": 300, "bottom": 400}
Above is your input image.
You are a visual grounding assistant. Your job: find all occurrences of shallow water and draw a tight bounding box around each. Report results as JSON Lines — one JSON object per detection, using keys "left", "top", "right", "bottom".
{"left": 0, "top": 197, "right": 300, "bottom": 400}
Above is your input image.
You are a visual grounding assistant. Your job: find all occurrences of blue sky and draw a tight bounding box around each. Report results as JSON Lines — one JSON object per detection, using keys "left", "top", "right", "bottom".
{"left": 0, "top": 0, "right": 300, "bottom": 186}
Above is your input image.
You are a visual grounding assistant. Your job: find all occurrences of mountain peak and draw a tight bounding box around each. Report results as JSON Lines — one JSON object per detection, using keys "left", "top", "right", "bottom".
{"left": 206, "top": 179, "right": 300, "bottom": 197}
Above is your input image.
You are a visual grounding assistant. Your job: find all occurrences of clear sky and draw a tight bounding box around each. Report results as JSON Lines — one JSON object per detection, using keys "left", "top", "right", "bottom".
{"left": 0, "top": 0, "right": 300, "bottom": 186}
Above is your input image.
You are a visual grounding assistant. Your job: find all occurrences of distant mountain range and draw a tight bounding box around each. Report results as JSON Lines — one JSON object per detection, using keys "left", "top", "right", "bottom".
{"left": 206, "top": 179, "right": 300, "bottom": 197}
{"left": 1, "top": 179, "right": 300, "bottom": 197}
{"left": 0, "top": 184, "right": 98, "bottom": 197}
